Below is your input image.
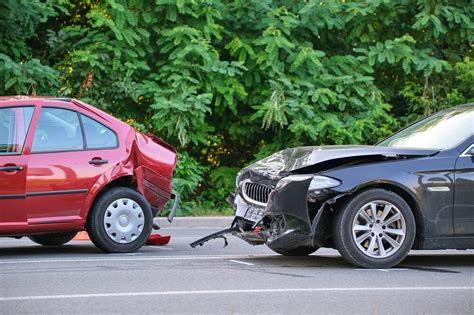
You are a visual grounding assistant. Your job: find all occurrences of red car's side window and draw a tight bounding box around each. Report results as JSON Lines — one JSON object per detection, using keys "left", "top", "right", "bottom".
{"left": 0, "top": 106, "right": 34, "bottom": 155}
{"left": 31, "top": 107, "right": 84, "bottom": 153}
{"left": 80, "top": 114, "right": 118, "bottom": 149}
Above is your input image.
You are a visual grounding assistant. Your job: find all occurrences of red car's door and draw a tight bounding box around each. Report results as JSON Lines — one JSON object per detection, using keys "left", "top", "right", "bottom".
{"left": 0, "top": 105, "right": 35, "bottom": 233}
{"left": 25, "top": 103, "right": 121, "bottom": 225}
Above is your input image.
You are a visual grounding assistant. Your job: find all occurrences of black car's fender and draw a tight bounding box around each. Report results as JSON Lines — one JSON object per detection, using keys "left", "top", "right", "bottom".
{"left": 322, "top": 150, "right": 458, "bottom": 247}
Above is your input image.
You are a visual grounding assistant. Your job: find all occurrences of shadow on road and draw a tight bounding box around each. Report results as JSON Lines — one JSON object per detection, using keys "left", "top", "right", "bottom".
{"left": 235, "top": 253, "right": 473, "bottom": 274}
{"left": 0, "top": 244, "right": 102, "bottom": 257}
{"left": 1, "top": 242, "right": 473, "bottom": 274}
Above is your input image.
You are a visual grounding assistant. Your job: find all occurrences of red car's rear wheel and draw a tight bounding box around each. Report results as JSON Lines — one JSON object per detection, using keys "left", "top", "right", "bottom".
{"left": 87, "top": 187, "right": 153, "bottom": 253}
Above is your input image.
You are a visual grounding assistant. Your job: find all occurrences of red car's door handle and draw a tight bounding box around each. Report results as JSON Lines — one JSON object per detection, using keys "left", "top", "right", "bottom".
{"left": 0, "top": 165, "right": 23, "bottom": 172}
{"left": 89, "top": 159, "right": 109, "bottom": 165}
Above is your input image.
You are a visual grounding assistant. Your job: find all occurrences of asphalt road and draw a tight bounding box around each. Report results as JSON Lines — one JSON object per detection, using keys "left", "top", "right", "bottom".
{"left": 1, "top": 226, "right": 474, "bottom": 314}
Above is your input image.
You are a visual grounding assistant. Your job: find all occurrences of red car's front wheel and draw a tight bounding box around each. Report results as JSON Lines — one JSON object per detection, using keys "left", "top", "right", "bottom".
{"left": 28, "top": 231, "right": 78, "bottom": 246}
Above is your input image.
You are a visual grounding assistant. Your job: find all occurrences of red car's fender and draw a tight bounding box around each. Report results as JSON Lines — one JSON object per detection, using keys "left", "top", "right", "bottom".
{"left": 79, "top": 130, "right": 177, "bottom": 224}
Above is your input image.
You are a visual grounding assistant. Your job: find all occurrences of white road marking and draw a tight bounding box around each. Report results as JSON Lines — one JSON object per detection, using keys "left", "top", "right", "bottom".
{"left": 146, "top": 246, "right": 174, "bottom": 250}
{"left": 356, "top": 268, "right": 409, "bottom": 272}
{"left": 0, "top": 254, "right": 275, "bottom": 265}
{"left": 0, "top": 287, "right": 472, "bottom": 302}
{"left": 229, "top": 260, "right": 254, "bottom": 266}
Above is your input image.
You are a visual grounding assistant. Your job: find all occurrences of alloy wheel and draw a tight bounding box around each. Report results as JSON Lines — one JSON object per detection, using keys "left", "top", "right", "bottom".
{"left": 351, "top": 200, "right": 406, "bottom": 259}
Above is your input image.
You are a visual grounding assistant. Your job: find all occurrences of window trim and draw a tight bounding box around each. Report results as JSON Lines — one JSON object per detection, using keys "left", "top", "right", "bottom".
{"left": 77, "top": 113, "right": 87, "bottom": 149}
{"left": 0, "top": 105, "right": 35, "bottom": 156}
{"left": 30, "top": 107, "right": 119, "bottom": 155}
{"left": 79, "top": 113, "right": 119, "bottom": 151}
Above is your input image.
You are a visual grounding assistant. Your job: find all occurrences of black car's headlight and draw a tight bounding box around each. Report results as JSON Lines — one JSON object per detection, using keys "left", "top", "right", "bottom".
{"left": 308, "top": 175, "right": 341, "bottom": 191}
{"left": 276, "top": 174, "right": 341, "bottom": 192}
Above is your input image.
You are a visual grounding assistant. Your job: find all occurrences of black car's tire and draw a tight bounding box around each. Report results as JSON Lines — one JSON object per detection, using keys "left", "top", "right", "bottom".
{"left": 267, "top": 244, "right": 319, "bottom": 256}
{"left": 333, "top": 189, "right": 416, "bottom": 269}
{"left": 28, "top": 231, "right": 77, "bottom": 246}
{"left": 86, "top": 187, "right": 153, "bottom": 253}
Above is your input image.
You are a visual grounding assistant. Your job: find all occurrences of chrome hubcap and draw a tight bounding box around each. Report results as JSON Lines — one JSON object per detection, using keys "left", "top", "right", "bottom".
{"left": 104, "top": 198, "right": 145, "bottom": 244}
{"left": 352, "top": 200, "right": 406, "bottom": 259}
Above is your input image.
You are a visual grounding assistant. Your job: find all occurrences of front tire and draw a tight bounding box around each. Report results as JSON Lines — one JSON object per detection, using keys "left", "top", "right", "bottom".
{"left": 28, "top": 231, "right": 77, "bottom": 246}
{"left": 86, "top": 187, "right": 153, "bottom": 253}
{"left": 333, "top": 189, "right": 416, "bottom": 268}
{"left": 267, "top": 244, "right": 319, "bottom": 256}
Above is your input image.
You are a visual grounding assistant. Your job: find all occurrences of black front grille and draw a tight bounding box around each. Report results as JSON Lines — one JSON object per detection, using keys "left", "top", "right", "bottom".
{"left": 242, "top": 182, "right": 272, "bottom": 205}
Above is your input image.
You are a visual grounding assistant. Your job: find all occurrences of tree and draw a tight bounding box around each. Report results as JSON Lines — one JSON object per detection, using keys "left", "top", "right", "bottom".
{"left": 1, "top": 0, "right": 472, "bottom": 214}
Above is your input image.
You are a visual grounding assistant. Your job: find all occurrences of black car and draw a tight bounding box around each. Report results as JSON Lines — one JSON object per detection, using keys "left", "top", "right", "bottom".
{"left": 192, "top": 104, "right": 474, "bottom": 268}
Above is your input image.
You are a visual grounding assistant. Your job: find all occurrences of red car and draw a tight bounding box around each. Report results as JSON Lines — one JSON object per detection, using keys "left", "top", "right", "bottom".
{"left": 0, "top": 96, "right": 178, "bottom": 252}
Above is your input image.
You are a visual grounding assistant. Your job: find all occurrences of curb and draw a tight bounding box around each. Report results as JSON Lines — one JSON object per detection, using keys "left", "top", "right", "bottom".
{"left": 153, "top": 216, "right": 234, "bottom": 229}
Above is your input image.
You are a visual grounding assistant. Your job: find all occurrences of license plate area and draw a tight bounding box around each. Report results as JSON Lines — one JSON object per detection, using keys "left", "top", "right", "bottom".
{"left": 244, "top": 205, "right": 265, "bottom": 222}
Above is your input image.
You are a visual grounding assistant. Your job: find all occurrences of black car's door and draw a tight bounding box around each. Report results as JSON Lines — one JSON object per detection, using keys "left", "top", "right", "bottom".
{"left": 454, "top": 143, "right": 474, "bottom": 236}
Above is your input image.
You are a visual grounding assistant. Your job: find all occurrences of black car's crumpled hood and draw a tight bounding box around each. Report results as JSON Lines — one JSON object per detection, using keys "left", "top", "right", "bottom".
{"left": 243, "top": 145, "right": 439, "bottom": 177}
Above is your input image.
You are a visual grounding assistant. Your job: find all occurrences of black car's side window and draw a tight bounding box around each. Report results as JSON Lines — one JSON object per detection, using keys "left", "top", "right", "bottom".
{"left": 80, "top": 114, "right": 118, "bottom": 149}
{"left": 32, "top": 107, "right": 84, "bottom": 153}
{"left": 0, "top": 106, "right": 34, "bottom": 155}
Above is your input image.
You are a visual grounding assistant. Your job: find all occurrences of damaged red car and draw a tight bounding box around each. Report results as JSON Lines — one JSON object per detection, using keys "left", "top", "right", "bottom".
{"left": 0, "top": 96, "right": 178, "bottom": 252}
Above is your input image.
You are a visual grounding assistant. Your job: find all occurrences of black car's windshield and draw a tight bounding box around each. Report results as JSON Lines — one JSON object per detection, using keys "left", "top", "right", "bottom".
{"left": 378, "top": 106, "right": 473, "bottom": 150}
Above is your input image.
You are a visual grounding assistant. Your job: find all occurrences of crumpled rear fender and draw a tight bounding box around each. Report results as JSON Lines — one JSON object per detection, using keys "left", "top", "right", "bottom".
{"left": 133, "top": 133, "right": 176, "bottom": 210}
{"left": 135, "top": 166, "right": 173, "bottom": 210}
{"left": 81, "top": 130, "right": 177, "bottom": 220}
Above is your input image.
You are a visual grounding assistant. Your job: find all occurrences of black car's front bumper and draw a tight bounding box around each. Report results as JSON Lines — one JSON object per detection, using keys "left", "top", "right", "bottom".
{"left": 190, "top": 171, "right": 343, "bottom": 250}
{"left": 230, "top": 174, "right": 341, "bottom": 250}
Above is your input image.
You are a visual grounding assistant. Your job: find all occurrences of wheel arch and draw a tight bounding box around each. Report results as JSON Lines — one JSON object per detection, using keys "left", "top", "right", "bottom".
{"left": 84, "top": 175, "right": 136, "bottom": 222}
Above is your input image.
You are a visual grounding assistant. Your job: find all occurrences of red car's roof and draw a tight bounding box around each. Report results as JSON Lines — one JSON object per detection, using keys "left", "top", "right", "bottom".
{"left": 0, "top": 95, "right": 70, "bottom": 101}
{"left": 0, "top": 96, "right": 119, "bottom": 125}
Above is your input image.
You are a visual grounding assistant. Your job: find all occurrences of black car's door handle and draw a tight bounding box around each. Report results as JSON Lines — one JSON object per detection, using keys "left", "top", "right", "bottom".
{"left": 89, "top": 159, "right": 109, "bottom": 165}
{"left": 0, "top": 166, "right": 23, "bottom": 172}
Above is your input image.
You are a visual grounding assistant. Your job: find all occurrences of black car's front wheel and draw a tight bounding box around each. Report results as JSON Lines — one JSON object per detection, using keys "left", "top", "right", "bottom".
{"left": 334, "top": 189, "right": 416, "bottom": 268}
{"left": 87, "top": 187, "right": 153, "bottom": 253}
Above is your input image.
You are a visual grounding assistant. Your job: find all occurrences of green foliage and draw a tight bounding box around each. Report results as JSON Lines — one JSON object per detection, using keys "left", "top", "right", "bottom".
{"left": 0, "top": 54, "right": 59, "bottom": 95}
{"left": 400, "top": 57, "right": 474, "bottom": 121}
{"left": 172, "top": 152, "right": 208, "bottom": 200}
{"left": 202, "top": 166, "right": 240, "bottom": 204}
{"left": 1, "top": 0, "right": 473, "bottom": 215}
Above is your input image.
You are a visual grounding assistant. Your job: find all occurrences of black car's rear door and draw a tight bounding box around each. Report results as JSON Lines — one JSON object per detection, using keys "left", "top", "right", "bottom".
{"left": 454, "top": 143, "right": 474, "bottom": 236}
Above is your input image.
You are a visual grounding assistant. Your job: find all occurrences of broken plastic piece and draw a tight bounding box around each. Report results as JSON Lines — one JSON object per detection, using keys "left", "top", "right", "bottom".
{"left": 190, "top": 226, "right": 239, "bottom": 248}
{"left": 146, "top": 234, "right": 171, "bottom": 246}
{"left": 167, "top": 193, "right": 180, "bottom": 223}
